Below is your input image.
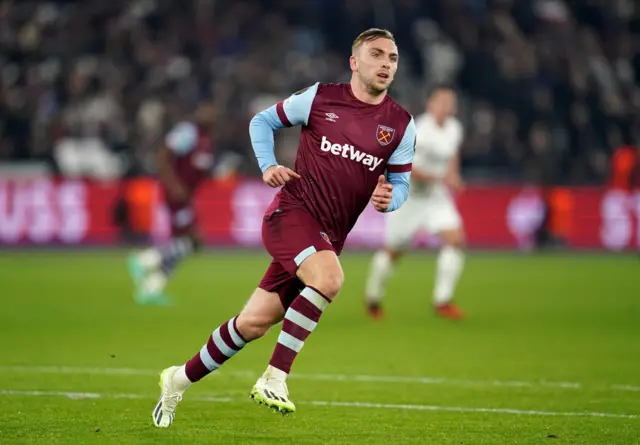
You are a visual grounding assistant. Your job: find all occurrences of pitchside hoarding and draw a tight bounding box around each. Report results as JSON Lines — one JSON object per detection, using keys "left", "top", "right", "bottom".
{"left": 0, "top": 178, "right": 638, "bottom": 251}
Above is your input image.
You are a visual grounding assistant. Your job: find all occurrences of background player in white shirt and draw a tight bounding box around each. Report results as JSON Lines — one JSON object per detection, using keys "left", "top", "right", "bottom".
{"left": 365, "top": 86, "right": 466, "bottom": 320}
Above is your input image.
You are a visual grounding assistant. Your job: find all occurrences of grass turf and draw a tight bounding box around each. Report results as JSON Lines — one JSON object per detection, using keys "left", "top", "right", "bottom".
{"left": 0, "top": 250, "right": 638, "bottom": 444}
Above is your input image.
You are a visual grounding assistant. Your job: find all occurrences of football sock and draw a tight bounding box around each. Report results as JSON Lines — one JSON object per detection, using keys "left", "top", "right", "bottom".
{"left": 172, "top": 364, "right": 192, "bottom": 391}
{"left": 137, "top": 248, "right": 162, "bottom": 270}
{"left": 183, "top": 316, "right": 247, "bottom": 383}
{"left": 269, "top": 286, "right": 331, "bottom": 375}
{"left": 365, "top": 250, "right": 393, "bottom": 305}
{"left": 159, "top": 236, "right": 194, "bottom": 276}
{"left": 433, "top": 246, "right": 465, "bottom": 305}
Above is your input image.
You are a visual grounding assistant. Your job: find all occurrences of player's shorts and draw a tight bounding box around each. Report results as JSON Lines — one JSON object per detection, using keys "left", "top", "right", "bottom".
{"left": 166, "top": 200, "right": 197, "bottom": 237}
{"left": 385, "top": 194, "right": 462, "bottom": 250}
{"left": 258, "top": 198, "right": 340, "bottom": 308}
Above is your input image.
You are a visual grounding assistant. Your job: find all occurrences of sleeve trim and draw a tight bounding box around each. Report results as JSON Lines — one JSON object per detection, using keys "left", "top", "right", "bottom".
{"left": 276, "top": 102, "right": 292, "bottom": 127}
{"left": 388, "top": 163, "right": 412, "bottom": 173}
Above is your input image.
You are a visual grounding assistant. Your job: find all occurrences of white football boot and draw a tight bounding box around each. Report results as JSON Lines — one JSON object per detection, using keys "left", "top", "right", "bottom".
{"left": 250, "top": 374, "right": 296, "bottom": 414}
{"left": 152, "top": 366, "right": 184, "bottom": 427}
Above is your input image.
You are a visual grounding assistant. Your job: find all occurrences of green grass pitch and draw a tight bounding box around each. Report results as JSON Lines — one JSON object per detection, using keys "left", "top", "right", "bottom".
{"left": 0, "top": 250, "right": 638, "bottom": 444}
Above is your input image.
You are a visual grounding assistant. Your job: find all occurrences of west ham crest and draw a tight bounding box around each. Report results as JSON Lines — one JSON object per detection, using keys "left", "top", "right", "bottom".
{"left": 377, "top": 125, "right": 395, "bottom": 146}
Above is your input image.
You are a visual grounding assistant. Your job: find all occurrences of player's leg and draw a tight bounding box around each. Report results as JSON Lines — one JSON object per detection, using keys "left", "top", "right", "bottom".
{"left": 250, "top": 206, "right": 343, "bottom": 413}
{"left": 153, "top": 269, "right": 287, "bottom": 428}
{"left": 365, "top": 248, "right": 402, "bottom": 318}
{"left": 138, "top": 226, "right": 201, "bottom": 303}
{"left": 364, "top": 200, "right": 420, "bottom": 318}
{"left": 252, "top": 249, "right": 343, "bottom": 413}
{"left": 429, "top": 202, "right": 466, "bottom": 320}
{"left": 131, "top": 205, "right": 199, "bottom": 304}
{"left": 270, "top": 250, "right": 343, "bottom": 374}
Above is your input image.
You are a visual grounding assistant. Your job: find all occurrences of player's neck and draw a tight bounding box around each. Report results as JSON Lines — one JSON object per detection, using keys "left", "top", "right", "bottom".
{"left": 349, "top": 79, "right": 387, "bottom": 105}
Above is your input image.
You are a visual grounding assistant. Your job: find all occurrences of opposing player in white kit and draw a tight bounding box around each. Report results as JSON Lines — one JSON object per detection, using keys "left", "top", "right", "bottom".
{"left": 364, "top": 86, "right": 466, "bottom": 320}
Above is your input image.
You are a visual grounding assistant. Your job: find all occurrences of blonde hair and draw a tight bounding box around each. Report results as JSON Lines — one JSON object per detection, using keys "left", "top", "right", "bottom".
{"left": 352, "top": 28, "right": 395, "bottom": 53}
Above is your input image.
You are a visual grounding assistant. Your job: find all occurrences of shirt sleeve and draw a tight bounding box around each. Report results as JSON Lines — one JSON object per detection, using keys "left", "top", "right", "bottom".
{"left": 387, "top": 117, "right": 416, "bottom": 173}
{"left": 249, "top": 83, "right": 319, "bottom": 173}
{"left": 385, "top": 117, "right": 416, "bottom": 212}
{"left": 277, "top": 82, "right": 319, "bottom": 127}
{"left": 165, "top": 122, "right": 198, "bottom": 155}
{"left": 385, "top": 171, "right": 410, "bottom": 213}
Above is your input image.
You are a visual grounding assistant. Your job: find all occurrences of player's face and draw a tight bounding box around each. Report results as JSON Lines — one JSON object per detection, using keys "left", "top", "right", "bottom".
{"left": 428, "top": 90, "right": 456, "bottom": 120}
{"left": 351, "top": 38, "right": 399, "bottom": 95}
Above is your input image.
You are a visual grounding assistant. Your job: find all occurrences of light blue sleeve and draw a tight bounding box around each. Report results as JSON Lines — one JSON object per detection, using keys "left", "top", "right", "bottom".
{"left": 165, "top": 122, "right": 198, "bottom": 155}
{"left": 386, "top": 117, "right": 416, "bottom": 212}
{"left": 388, "top": 117, "right": 416, "bottom": 167}
{"left": 249, "top": 106, "right": 282, "bottom": 173}
{"left": 249, "top": 83, "right": 319, "bottom": 173}
{"left": 385, "top": 171, "right": 411, "bottom": 213}
{"left": 281, "top": 82, "right": 319, "bottom": 126}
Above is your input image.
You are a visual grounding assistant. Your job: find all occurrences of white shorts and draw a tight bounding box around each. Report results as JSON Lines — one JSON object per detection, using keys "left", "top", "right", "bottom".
{"left": 384, "top": 195, "right": 462, "bottom": 250}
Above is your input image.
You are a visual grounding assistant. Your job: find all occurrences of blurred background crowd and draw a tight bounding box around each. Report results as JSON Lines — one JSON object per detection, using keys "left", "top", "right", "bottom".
{"left": 0, "top": 0, "right": 638, "bottom": 186}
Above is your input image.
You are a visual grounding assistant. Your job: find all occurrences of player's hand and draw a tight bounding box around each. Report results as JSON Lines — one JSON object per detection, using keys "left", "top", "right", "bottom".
{"left": 445, "top": 174, "right": 465, "bottom": 193}
{"left": 371, "top": 175, "right": 393, "bottom": 212}
{"left": 263, "top": 165, "right": 300, "bottom": 188}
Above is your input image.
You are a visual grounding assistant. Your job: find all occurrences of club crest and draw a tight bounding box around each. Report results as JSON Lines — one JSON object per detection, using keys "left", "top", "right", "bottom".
{"left": 377, "top": 125, "right": 395, "bottom": 146}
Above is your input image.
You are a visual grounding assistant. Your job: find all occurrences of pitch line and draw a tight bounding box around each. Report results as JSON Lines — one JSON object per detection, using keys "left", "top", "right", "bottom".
{"left": 1, "top": 365, "right": 639, "bottom": 392}
{"left": 1, "top": 389, "right": 638, "bottom": 420}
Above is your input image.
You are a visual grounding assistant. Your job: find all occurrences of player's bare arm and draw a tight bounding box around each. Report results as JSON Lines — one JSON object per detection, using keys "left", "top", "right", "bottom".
{"left": 444, "top": 154, "right": 464, "bottom": 191}
{"left": 156, "top": 146, "right": 189, "bottom": 203}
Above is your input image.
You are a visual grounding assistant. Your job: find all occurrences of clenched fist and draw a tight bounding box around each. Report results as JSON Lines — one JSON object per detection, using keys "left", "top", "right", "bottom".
{"left": 371, "top": 175, "right": 393, "bottom": 212}
{"left": 262, "top": 165, "right": 300, "bottom": 188}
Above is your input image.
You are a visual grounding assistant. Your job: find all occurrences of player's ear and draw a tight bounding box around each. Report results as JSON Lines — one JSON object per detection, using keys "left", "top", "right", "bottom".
{"left": 349, "top": 55, "right": 358, "bottom": 72}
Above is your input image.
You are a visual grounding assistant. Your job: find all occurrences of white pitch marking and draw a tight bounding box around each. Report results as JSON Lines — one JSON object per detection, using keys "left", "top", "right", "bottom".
{"left": 1, "top": 389, "right": 637, "bottom": 419}
{"left": 610, "top": 385, "right": 640, "bottom": 392}
{"left": 0, "top": 365, "right": 637, "bottom": 393}
{"left": 307, "top": 401, "right": 640, "bottom": 419}
{"left": 0, "top": 389, "right": 231, "bottom": 402}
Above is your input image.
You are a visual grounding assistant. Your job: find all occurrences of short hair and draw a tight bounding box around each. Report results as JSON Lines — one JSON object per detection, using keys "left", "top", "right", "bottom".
{"left": 428, "top": 84, "right": 456, "bottom": 97}
{"left": 352, "top": 28, "right": 395, "bottom": 53}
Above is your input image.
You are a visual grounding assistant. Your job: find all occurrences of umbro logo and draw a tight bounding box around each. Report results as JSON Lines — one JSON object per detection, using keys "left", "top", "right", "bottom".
{"left": 325, "top": 112, "right": 339, "bottom": 122}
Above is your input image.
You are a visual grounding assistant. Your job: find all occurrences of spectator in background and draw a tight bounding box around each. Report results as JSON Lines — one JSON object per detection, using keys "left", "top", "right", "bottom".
{"left": 0, "top": 0, "right": 636, "bottom": 184}
{"left": 610, "top": 144, "right": 638, "bottom": 190}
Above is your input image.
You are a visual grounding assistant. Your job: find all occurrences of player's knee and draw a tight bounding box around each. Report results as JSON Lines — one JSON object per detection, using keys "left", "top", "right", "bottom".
{"left": 313, "top": 271, "right": 344, "bottom": 300}
{"left": 452, "top": 232, "right": 466, "bottom": 249}
{"left": 297, "top": 251, "right": 344, "bottom": 299}
{"left": 235, "top": 312, "right": 274, "bottom": 341}
{"left": 442, "top": 229, "right": 465, "bottom": 249}
{"left": 384, "top": 247, "right": 403, "bottom": 262}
